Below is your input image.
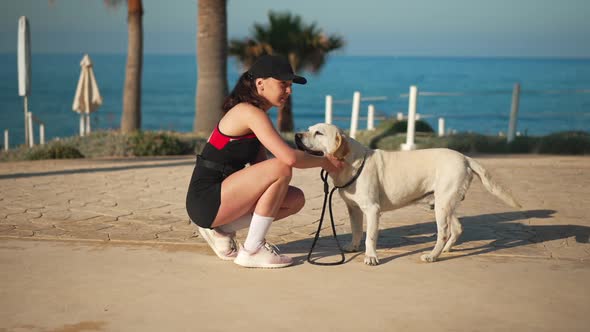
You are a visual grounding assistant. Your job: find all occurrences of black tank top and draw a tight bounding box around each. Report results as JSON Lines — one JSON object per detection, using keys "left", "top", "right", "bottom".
{"left": 200, "top": 125, "right": 261, "bottom": 169}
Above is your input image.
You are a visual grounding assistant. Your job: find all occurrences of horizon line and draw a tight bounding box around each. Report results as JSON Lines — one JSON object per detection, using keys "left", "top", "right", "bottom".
{"left": 1, "top": 51, "right": 590, "bottom": 61}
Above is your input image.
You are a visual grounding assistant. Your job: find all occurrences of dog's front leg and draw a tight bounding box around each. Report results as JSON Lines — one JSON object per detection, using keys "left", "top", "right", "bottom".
{"left": 363, "top": 204, "right": 381, "bottom": 265}
{"left": 343, "top": 204, "right": 363, "bottom": 252}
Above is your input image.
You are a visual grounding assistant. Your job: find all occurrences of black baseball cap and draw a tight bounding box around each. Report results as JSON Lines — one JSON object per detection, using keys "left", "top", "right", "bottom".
{"left": 248, "top": 55, "right": 307, "bottom": 85}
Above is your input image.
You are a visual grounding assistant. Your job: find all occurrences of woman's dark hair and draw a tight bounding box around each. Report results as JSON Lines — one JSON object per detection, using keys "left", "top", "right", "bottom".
{"left": 222, "top": 72, "right": 268, "bottom": 113}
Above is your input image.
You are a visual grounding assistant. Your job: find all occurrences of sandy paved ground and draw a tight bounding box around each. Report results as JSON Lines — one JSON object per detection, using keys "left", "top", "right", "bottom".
{"left": 1, "top": 154, "right": 589, "bottom": 331}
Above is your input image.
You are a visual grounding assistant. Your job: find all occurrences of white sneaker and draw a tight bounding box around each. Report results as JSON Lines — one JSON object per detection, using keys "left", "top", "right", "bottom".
{"left": 234, "top": 242, "right": 293, "bottom": 268}
{"left": 198, "top": 226, "right": 238, "bottom": 261}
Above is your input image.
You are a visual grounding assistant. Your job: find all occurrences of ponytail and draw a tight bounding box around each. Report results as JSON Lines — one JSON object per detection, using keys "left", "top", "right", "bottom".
{"left": 222, "top": 72, "right": 268, "bottom": 113}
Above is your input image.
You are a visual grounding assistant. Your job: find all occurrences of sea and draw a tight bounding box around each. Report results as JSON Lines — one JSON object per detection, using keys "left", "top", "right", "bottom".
{"left": 1, "top": 54, "right": 589, "bottom": 147}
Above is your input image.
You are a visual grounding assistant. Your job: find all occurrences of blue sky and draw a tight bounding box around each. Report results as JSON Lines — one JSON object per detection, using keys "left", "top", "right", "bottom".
{"left": 1, "top": 0, "right": 589, "bottom": 57}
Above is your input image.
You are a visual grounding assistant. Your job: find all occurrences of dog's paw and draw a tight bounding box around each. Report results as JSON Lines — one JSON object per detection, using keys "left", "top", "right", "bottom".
{"left": 420, "top": 254, "right": 437, "bottom": 263}
{"left": 343, "top": 243, "right": 361, "bottom": 253}
{"left": 364, "top": 255, "right": 380, "bottom": 266}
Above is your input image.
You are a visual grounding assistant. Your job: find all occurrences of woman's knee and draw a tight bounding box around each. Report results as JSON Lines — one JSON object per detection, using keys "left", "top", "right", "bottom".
{"left": 269, "top": 158, "right": 293, "bottom": 179}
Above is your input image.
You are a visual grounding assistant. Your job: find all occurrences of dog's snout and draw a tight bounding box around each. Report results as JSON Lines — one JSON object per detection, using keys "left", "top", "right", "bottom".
{"left": 294, "top": 134, "right": 304, "bottom": 151}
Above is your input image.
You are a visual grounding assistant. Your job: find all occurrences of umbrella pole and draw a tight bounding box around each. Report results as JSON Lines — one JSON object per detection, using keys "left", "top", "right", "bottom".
{"left": 79, "top": 113, "right": 84, "bottom": 136}
{"left": 84, "top": 68, "right": 91, "bottom": 135}
{"left": 85, "top": 111, "right": 91, "bottom": 134}
{"left": 23, "top": 96, "right": 28, "bottom": 146}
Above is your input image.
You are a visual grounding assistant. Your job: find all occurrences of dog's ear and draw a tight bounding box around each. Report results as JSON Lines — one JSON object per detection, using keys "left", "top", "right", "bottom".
{"left": 331, "top": 133, "right": 350, "bottom": 160}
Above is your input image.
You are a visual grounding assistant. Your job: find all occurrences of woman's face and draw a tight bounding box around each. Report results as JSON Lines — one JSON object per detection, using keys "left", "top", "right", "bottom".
{"left": 256, "top": 78, "right": 293, "bottom": 109}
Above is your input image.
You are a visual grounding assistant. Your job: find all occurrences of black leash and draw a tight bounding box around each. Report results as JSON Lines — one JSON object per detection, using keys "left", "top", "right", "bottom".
{"left": 307, "top": 153, "right": 368, "bottom": 266}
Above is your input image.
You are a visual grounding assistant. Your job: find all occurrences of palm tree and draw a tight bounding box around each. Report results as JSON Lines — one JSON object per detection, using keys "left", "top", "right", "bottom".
{"left": 194, "top": 0, "right": 228, "bottom": 135}
{"left": 51, "top": 0, "right": 144, "bottom": 133}
{"left": 229, "top": 11, "right": 344, "bottom": 132}
{"left": 119, "top": 0, "right": 143, "bottom": 133}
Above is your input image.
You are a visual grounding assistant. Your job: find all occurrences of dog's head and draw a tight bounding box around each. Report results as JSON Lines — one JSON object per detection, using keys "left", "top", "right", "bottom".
{"left": 294, "top": 123, "right": 350, "bottom": 160}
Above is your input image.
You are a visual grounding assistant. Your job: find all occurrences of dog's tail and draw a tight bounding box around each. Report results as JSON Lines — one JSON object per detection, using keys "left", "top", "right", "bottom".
{"left": 466, "top": 157, "right": 522, "bottom": 209}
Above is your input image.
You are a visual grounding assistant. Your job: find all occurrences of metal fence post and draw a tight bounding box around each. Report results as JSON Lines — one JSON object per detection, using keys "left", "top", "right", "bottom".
{"left": 367, "top": 104, "right": 375, "bottom": 130}
{"left": 40, "top": 124, "right": 45, "bottom": 145}
{"left": 27, "top": 111, "right": 34, "bottom": 147}
{"left": 3, "top": 129, "right": 8, "bottom": 151}
{"left": 350, "top": 91, "right": 361, "bottom": 138}
{"left": 507, "top": 83, "right": 521, "bottom": 143}
{"left": 325, "top": 95, "right": 333, "bottom": 124}
{"left": 438, "top": 117, "right": 445, "bottom": 137}
{"left": 401, "top": 85, "right": 418, "bottom": 151}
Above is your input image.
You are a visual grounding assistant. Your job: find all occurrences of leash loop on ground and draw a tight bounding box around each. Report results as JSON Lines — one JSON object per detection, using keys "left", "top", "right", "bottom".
{"left": 307, "top": 154, "right": 368, "bottom": 266}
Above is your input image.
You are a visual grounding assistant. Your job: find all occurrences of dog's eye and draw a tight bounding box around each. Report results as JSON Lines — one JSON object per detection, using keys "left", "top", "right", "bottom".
{"left": 313, "top": 131, "right": 324, "bottom": 137}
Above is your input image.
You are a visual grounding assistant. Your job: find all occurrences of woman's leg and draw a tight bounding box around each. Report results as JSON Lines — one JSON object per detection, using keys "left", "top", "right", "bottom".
{"left": 275, "top": 186, "right": 305, "bottom": 220}
{"left": 202, "top": 158, "right": 305, "bottom": 267}
{"left": 211, "top": 158, "right": 302, "bottom": 227}
{"left": 217, "top": 185, "right": 304, "bottom": 234}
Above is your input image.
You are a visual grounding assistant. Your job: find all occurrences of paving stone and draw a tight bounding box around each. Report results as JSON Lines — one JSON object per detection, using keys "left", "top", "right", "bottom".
{"left": 0, "top": 155, "right": 587, "bottom": 261}
{"left": 103, "top": 227, "right": 159, "bottom": 241}
{"left": 0, "top": 228, "right": 34, "bottom": 237}
{"left": 36, "top": 210, "right": 73, "bottom": 221}
{"left": 5, "top": 212, "right": 42, "bottom": 223}
{"left": 0, "top": 224, "right": 16, "bottom": 233}
{"left": 34, "top": 227, "right": 69, "bottom": 237}
{"left": 57, "top": 218, "right": 116, "bottom": 233}
{"left": 65, "top": 209, "right": 103, "bottom": 221}
{"left": 13, "top": 220, "right": 56, "bottom": 232}
{"left": 155, "top": 230, "right": 199, "bottom": 242}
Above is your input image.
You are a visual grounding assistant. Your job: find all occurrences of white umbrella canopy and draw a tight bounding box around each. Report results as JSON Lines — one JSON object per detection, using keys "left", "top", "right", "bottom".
{"left": 72, "top": 54, "right": 103, "bottom": 136}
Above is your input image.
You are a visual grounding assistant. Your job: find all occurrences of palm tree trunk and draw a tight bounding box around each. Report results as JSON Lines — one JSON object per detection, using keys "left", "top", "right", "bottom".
{"left": 277, "top": 95, "right": 294, "bottom": 132}
{"left": 195, "top": 0, "right": 228, "bottom": 134}
{"left": 121, "top": 0, "right": 143, "bottom": 133}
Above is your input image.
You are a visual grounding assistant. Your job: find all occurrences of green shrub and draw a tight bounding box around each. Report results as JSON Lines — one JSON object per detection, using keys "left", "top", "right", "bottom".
{"left": 2, "top": 126, "right": 589, "bottom": 162}
{"left": 368, "top": 119, "right": 434, "bottom": 148}
{"left": 62, "top": 130, "right": 131, "bottom": 158}
{"left": 128, "top": 131, "right": 186, "bottom": 156}
{"left": 389, "top": 120, "right": 434, "bottom": 134}
{"left": 508, "top": 136, "right": 538, "bottom": 153}
{"left": 445, "top": 134, "right": 479, "bottom": 153}
{"left": 25, "top": 142, "right": 84, "bottom": 160}
{"left": 537, "top": 131, "right": 590, "bottom": 155}
{"left": 445, "top": 134, "right": 508, "bottom": 154}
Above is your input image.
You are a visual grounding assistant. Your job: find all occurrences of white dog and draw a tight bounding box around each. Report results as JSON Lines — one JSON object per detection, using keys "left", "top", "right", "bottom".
{"left": 295, "top": 123, "right": 521, "bottom": 265}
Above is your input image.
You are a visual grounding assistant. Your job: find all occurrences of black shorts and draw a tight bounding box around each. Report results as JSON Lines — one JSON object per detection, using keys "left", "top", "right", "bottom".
{"left": 185, "top": 165, "right": 224, "bottom": 229}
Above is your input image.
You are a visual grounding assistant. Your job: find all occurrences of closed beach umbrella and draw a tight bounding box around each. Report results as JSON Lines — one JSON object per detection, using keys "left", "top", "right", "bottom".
{"left": 17, "top": 16, "right": 31, "bottom": 145}
{"left": 72, "top": 54, "right": 103, "bottom": 136}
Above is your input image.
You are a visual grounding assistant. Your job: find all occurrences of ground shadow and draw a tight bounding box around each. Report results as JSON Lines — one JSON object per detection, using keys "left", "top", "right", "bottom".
{"left": 0, "top": 159, "right": 195, "bottom": 180}
{"left": 280, "top": 209, "right": 590, "bottom": 265}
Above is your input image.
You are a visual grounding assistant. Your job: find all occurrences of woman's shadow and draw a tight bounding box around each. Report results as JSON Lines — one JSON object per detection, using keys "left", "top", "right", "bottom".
{"left": 280, "top": 209, "right": 590, "bottom": 265}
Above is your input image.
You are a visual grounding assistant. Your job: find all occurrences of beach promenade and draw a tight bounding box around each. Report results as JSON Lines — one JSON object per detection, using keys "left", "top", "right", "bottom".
{"left": 1, "top": 154, "right": 589, "bottom": 331}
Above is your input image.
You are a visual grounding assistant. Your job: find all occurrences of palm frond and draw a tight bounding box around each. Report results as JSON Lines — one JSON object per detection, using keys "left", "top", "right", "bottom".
{"left": 228, "top": 10, "right": 344, "bottom": 74}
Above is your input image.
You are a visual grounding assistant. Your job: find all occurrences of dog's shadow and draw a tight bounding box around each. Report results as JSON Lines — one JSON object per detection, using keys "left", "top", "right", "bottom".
{"left": 280, "top": 209, "right": 590, "bottom": 265}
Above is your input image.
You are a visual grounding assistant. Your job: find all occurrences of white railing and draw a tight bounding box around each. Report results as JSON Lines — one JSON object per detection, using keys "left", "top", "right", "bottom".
{"left": 325, "top": 91, "right": 387, "bottom": 138}
{"left": 400, "top": 86, "right": 418, "bottom": 151}
{"left": 25, "top": 113, "right": 45, "bottom": 148}
{"left": 3, "top": 129, "right": 8, "bottom": 151}
{"left": 324, "top": 83, "right": 589, "bottom": 146}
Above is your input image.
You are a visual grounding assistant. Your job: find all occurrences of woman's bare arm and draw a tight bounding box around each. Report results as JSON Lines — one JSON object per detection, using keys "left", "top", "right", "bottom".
{"left": 240, "top": 104, "right": 336, "bottom": 170}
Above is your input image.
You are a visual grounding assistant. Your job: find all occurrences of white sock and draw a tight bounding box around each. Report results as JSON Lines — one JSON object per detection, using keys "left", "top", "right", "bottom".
{"left": 217, "top": 213, "right": 252, "bottom": 234}
{"left": 243, "top": 213, "right": 275, "bottom": 252}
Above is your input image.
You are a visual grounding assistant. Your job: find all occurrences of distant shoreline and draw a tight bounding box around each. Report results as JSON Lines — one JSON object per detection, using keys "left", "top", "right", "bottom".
{"left": 1, "top": 53, "right": 589, "bottom": 61}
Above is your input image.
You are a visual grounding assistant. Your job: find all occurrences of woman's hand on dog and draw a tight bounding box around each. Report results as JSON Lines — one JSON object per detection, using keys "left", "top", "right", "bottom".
{"left": 322, "top": 154, "right": 345, "bottom": 173}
